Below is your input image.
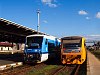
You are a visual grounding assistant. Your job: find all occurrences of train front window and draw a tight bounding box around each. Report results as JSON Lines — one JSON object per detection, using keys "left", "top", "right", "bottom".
{"left": 26, "top": 37, "right": 43, "bottom": 49}
{"left": 63, "top": 43, "right": 81, "bottom": 53}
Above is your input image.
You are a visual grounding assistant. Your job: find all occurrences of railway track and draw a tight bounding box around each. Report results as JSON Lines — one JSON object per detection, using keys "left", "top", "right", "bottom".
{"left": 0, "top": 64, "right": 32, "bottom": 75}
{"left": 52, "top": 65, "right": 81, "bottom": 75}
{"left": 0, "top": 63, "right": 46, "bottom": 75}
{"left": 74, "top": 65, "right": 80, "bottom": 75}
{"left": 0, "top": 63, "right": 81, "bottom": 75}
{"left": 53, "top": 65, "right": 67, "bottom": 75}
{"left": 48, "top": 65, "right": 77, "bottom": 75}
{"left": 70, "top": 65, "right": 81, "bottom": 75}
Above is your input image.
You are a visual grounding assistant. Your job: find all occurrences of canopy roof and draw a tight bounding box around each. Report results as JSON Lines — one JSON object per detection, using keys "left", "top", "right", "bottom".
{"left": 0, "top": 18, "right": 47, "bottom": 43}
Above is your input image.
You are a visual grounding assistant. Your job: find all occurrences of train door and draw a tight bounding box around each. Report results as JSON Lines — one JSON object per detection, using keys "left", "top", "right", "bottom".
{"left": 48, "top": 40, "right": 56, "bottom": 59}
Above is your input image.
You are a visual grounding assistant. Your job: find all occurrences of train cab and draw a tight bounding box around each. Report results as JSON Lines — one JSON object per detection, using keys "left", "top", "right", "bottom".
{"left": 61, "top": 36, "right": 86, "bottom": 64}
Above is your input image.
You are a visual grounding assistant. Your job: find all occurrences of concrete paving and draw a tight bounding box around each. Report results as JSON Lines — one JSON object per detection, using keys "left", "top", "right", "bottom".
{"left": 0, "top": 60, "right": 23, "bottom": 70}
{"left": 0, "top": 53, "right": 23, "bottom": 70}
{"left": 87, "top": 51, "right": 100, "bottom": 75}
{"left": 0, "top": 60, "right": 14, "bottom": 66}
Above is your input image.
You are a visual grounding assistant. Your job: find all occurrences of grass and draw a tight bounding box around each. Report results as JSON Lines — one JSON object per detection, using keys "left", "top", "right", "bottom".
{"left": 90, "top": 50, "right": 100, "bottom": 60}
{"left": 26, "top": 64, "right": 71, "bottom": 75}
{"left": 57, "top": 71, "right": 69, "bottom": 75}
{"left": 26, "top": 65, "right": 59, "bottom": 75}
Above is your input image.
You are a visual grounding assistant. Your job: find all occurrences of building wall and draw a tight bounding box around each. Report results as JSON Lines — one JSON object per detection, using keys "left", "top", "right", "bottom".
{"left": 0, "top": 43, "right": 25, "bottom": 51}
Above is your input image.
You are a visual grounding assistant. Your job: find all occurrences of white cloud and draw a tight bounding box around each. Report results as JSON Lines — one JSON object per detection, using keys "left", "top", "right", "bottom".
{"left": 89, "top": 35, "right": 100, "bottom": 37}
{"left": 86, "top": 17, "right": 90, "bottom": 20}
{"left": 43, "top": 20, "right": 48, "bottom": 23}
{"left": 42, "top": 0, "right": 52, "bottom": 3}
{"left": 96, "top": 12, "right": 100, "bottom": 19}
{"left": 78, "top": 10, "right": 88, "bottom": 15}
{"left": 47, "top": 3, "right": 57, "bottom": 7}
{"left": 41, "top": 0, "right": 57, "bottom": 8}
{"left": 85, "top": 35, "right": 100, "bottom": 41}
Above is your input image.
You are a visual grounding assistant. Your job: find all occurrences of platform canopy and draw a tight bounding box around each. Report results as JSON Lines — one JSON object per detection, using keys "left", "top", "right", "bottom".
{"left": 0, "top": 18, "right": 47, "bottom": 43}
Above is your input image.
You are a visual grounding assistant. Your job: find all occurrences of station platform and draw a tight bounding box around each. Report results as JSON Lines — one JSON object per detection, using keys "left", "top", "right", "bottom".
{"left": 87, "top": 51, "right": 100, "bottom": 75}
{"left": 0, "top": 53, "right": 23, "bottom": 70}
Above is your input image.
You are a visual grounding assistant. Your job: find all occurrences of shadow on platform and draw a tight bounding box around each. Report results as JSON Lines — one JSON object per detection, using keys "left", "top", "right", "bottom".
{"left": 0, "top": 53, "right": 24, "bottom": 62}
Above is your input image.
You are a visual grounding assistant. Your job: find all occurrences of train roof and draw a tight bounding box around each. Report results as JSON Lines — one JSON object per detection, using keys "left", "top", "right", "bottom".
{"left": 27, "top": 34, "right": 56, "bottom": 38}
{"left": 61, "top": 36, "right": 84, "bottom": 43}
{"left": 61, "top": 36, "right": 83, "bottom": 40}
{"left": 27, "top": 34, "right": 60, "bottom": 41}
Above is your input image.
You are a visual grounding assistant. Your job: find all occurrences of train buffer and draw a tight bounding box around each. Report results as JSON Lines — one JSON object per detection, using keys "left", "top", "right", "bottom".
{"left": 87, "top": 51, "right": 100, "bottom": 75}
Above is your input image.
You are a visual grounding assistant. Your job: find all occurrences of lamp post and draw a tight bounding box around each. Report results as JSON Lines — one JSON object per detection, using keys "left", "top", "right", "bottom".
{"left": 37, "top": 9, "right": 40, "bottom": 34}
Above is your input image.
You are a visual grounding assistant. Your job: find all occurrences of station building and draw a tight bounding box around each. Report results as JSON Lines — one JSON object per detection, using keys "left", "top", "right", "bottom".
{"left": 0, "top": 18, "right": 47, "bottom": 53}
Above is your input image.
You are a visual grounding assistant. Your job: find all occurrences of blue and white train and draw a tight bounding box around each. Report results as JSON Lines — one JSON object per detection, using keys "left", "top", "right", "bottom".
{"left": 24, "top": 34, "right": 61, "bottom": 63}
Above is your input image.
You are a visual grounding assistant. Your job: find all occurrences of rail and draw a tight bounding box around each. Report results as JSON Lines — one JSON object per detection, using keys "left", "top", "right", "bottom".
{"left": 70, "top": 65, "right": 81, "bottom": 75}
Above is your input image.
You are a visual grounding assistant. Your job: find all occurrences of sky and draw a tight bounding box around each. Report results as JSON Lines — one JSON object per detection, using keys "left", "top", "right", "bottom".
{"left": 0, "top": 0, "right": 100, "bottom": 39}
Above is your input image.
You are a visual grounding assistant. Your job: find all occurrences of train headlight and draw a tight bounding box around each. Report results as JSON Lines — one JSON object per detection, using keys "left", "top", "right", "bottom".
{"left": 35, "top": 49, "right": 37, "bottom": 52}
{"left": 82, "top": 59, "right": 84, "bottom": 61}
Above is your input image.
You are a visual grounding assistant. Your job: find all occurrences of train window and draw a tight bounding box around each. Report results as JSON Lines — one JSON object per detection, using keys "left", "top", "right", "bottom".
{"left": 84, "top": 41, "right": 86, "bottom": 46}
{"left": 27, "top": 37, "right": 43, "bottom": 49}
{"left": 48, "top": 42, "right": 55, "bottom": 52}
{"left": 63, "top": 43, "right": 81, "bottom": 48}
{"left": 45, "top": 39, "right": 48, "bottom": 45}
{"left": 63, "top": 43, "right": 81, "bottom": 53}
